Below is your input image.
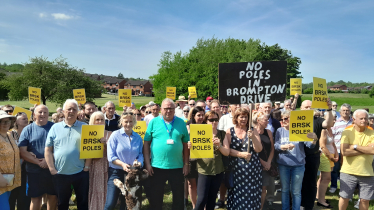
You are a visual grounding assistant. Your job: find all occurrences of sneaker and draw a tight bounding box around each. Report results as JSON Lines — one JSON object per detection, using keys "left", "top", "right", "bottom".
{"left": 329, "top": 187, "right": 337, "bottom": 193}
{"left": 354, "top": 199, "right": 360, "bottom": 209}
{"left": 300, "top": 206, "right": 305, "bottom": 210}
{"left": 215, "top": 200, "right": 225, "bottom": 209}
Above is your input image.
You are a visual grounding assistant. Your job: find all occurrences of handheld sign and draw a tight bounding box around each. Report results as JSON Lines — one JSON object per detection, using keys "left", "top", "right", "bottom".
{"left": 219, "top": 61, "right": 287, "bottom": 104}
{"left": 133, "top": 121, "right": 147, "bottom": 140}
{"left": 73, "top": 89, "right": 86, "bottom": 104}
{"left": 80, "top": 125, "right": 105, "bottom": 159}
{"left": 118, "top": 89, "right": 132, "bottom": 107}
{"left": 12, "top": 107, "right": 32, "bottom": 121}
{"left": 311, "top": 77, "right": 328, "bottom": 109}
{"left": 190, "top": 124, "right": 214, "bottom": 159}
{"left": 166, "top": 87, "right": 176, "bottom": 100}
{"left": 188, "top": 87, "right": 197, "bottom": 98}
{"left": 28, "top": 87, "right": 41, "bottom": 105}
{"left": 290, "top": 78, "right": 302, "bottom": 95}
{"left": 289, "top": 110, "right": 314, "bottom": 142}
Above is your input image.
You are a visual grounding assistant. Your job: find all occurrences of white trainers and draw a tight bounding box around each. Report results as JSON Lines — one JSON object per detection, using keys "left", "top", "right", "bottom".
{"left": 329, "top": 187, "right": 337, "bottom": 193}
{"left": 354, "top": 199, "right": 360, "bottom": 209}
{"left": 300, "top": 206, "right": 305, "bottom": 210}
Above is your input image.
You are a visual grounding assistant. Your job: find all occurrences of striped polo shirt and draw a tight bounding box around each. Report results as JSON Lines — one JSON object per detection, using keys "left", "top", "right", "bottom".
{"left": 332, "top": 117, "right": 353, "bottom": 153}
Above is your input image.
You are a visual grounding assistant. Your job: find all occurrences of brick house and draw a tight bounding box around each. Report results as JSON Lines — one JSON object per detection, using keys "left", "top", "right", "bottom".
{"left": 102, "top": 77, "right": 128, "bottom": 93}
{"left": 124, "top": 80, "right": 153, "bottom": 96}
{"left": 329, "top": 84, "right": 348, "bottom": 91}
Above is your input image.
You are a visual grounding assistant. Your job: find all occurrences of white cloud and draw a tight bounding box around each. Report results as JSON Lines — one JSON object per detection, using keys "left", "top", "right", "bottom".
{"left": 39, "top": 13, "right": 47, "bottom": 18}
{"left": 51, "top": 13, "right": 74, "bottom": 20}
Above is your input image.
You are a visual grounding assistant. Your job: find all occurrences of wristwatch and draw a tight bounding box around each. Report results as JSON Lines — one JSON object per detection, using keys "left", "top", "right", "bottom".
{"left": 353, "top": 145, "right": 357, "bottom": 150}
{"left": 84, "top": 166, "right": 90, "bottom": 169}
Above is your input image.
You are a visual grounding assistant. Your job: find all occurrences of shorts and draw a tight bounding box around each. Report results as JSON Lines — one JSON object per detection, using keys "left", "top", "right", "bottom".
{"left": 318, "top": 153, "right": 334, "bottom": 172}
{"left": 339, "top": 172, "right": 374, "bottom": 200}
{"left": 262, "top": 170, "right": 275, "bottom": 186}
{"left": 185, "top": 160, "right": 198, "bottom": 179}
{"left": 27, "top": 170, "right": 56, "bottom": 197}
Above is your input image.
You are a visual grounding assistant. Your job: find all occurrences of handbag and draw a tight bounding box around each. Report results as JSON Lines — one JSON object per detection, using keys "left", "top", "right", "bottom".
{"left": 1, "top": 134, "right": 15, "bottom": 186}
{"left": 262, "top": 141, "right": 279, "bottom": 177}
{"left": 224, "top": 164, "right": 234, "bottom": 189}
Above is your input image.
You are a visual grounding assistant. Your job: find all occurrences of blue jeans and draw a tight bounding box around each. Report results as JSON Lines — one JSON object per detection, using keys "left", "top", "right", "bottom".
{"left": 104, "top": 167, "right": 127, "bottom": 210}
{"left": 0, "top": 191, "right": 11, "bottom": 210}
{"left": 330, "top": 153, "right": 342, "bottom": 188}
{"left": 278, "top": 164, "right": 305, "bottom": 210}
{"left": 52, "top": 170, "right": 89, "bottom": 210}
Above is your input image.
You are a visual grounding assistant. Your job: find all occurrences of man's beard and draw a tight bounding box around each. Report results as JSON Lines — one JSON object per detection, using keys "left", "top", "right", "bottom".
{"left": 85, "top": 113, "right": 91, "bottom": 119}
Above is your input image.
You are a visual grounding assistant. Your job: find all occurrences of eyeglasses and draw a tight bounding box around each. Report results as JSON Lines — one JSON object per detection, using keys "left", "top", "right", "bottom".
{"left": 207, "top": 100, "right": 212, "bottom": 102}
{"left": 145, "top": 111, "right": 151, "bottom": 114}
{"left": 0, "top": 120, "right": 12, "bottom": 125}
{"left": 207, "top": 118, "right": 219, "bottom": 122}
{"left": 15, "top": 112, "right": 25, "bottom": 116}
{"left": 221, "top": 106, "right": 227, "bottom": 108}
{"left": 122, "top": 112, "right": 133, "bottom": 116}
{"left": 183, "top": 110, "right": 189, "bottom": 113}
{"left": 163, "top": 108, "right": 175, "bottom": 111}
{"left": 281, "top": 117, "right": 289, "bottom": 121}
{"left": 189, "top": 104, "right": 195, "bottom": 106}
{"left": 4, "top": 110, "right": 13, "bottom": 114}
{"left": 332, "top": 105, "right": 337, "bottom": 107}
{"left": 135, "top": 114, "right": 141, "bottom": 116}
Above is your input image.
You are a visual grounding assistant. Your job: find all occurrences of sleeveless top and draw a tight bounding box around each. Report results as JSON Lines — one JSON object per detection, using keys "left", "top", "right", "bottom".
{"left": 324, "top": 129, "right": 335, "bottom": 154}
{"left": 258, "top": 129, "right": 272, "bottom": 161}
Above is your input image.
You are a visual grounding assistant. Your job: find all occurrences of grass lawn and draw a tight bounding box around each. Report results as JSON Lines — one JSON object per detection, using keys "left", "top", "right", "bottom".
{"left": 1, "top": 94, "right": 155, "bottom": 115}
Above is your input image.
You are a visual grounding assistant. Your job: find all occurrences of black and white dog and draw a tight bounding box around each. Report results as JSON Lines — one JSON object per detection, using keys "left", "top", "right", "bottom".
{"left": 113, "top": 160, "right": 149, "bottom": 210}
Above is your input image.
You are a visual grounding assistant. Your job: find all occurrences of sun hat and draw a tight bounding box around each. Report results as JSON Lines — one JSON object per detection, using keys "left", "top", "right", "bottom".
{"left": 176, "top": 96, "right": 188, "bottom": 102}
{"left": 0, "top": 110, "right": 16, "bottom": 124}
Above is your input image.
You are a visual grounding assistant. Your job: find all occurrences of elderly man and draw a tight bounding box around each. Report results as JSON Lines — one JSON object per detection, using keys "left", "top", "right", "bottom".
{"left": 330, "top": 103, "right": 352, "bottom": 193}
{"left": 300, "top": 99, "right": 334, "bottom": 210}
{"left": 338, "top": 109, "right": 374, "bottom": 210}
{"left": 175, "top": 96, "right": 188, "bottom": 118}
{"left": 259, "top": 102, "right": 281, "bottom": 138}
{"left": 2, "top": 104, "right": 14, "bottom": 114}
{"left": 331, "top": 101, "right": 341, "bottom": 118}
{"left": 144, "top": 103, "right": 160, "bottom": 126}
{"left": 195, "top": 100, "right": 206, "bottom": 110}
{"left": 144, "top": 98, "right": 189, "bottom": 210}
{"left": 19, "top": 105, "right": 57, "bottom": 210}
{"left": 188, "top": 99, "right": 196, "bottom": 108}
{"left": 210, "top": 100, "right": 222, "bottom": 118}
{"left": 104, "top": 101, "right": 120, "bottom": 132}
{"left": 45, "top": 99, "right": 91, "bottom": 210}
{"left": 81, "top": 101, "right": 96, "bottom": 124}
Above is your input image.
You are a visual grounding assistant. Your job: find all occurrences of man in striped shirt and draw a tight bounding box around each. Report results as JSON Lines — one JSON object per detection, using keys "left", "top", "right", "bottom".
{"left": 330, "top": 103, "right": 352, "bottom": 193}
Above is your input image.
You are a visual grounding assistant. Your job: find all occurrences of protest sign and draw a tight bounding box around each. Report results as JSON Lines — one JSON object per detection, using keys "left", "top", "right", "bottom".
{"left": 289, "top": 110, "right": 314, "bottom": 142}
{"left": 311, "top": 77, "right": 328, "bottom": 109}
{"left": 166, "top": 87, "right": 176, "bottom": 100}
{"left": 190, "top": 124, "right": 214, "bottom": 158}
{"left": 133, "top": 121, "right": 147, "bottom": 140}
{"left": 218, "top": 61, "right": 287, "bottom": 104}
{"left": 188, "top": 87, "right": 197, "bottom": 98}
{"left": 73, "top": 89, "right": 86, "bottom": 104}
{"left": 118, "top": 89, "right": 132, "bottom": 107}
{"left": 80, "top": 125, "right": 105, "bottom": 159}
{"left": 12, "top": 107, "right": 32, "bottom": 121}
{"left": 290, "top": 78, "right": 302, "bottom": 95}
{"left": 28, "top": 87, "right": 41, "bottom": 105}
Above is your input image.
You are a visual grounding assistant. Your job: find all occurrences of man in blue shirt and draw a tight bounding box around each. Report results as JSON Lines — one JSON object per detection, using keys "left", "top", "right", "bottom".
{"left": 19, "top": 105, "right": 57, "bottom": 210}
{"left": 45, "top": 99, "right": 91, "bottom": 210}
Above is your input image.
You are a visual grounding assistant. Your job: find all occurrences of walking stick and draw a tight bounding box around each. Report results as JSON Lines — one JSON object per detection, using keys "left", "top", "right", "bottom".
{"left": 247, "top": 103, "right": 253, "bottom": 163}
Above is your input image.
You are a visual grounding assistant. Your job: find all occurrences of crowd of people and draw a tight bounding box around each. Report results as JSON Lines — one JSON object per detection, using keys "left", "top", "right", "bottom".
{"left": 0, "top": 93, "right": 374, "bottom": 210}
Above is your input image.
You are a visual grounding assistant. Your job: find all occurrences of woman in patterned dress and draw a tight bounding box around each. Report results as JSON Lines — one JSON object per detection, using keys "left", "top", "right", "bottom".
{"left": 88, "top": 111, "right": 112, "bottom": 210}
{"left": 227, "top": 108, "right": 263, "bottom": 210}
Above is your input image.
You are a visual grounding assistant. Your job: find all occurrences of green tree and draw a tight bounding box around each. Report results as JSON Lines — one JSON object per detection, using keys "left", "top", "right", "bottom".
{"left": 117, "top": 73, "right": 124, "bottom": 79}
{"left": 1, "top": 56, "right": 103, "bottom": 105}
{"left": 369, "top": 88, "right": 374, "bottom": 98}
{"left": 150, "top": 37, "right": 302, "bottom": 103}
{"left": 0, "top": 72, "right": 9, "bottom": 100}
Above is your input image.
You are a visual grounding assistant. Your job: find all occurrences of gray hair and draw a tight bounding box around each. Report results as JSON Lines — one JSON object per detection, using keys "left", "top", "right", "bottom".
{"left": 252, "top": 111, "right": 269, "bottom": 125}
{"left": 35, "top": 104, "right": 49, "bottom": 112}
{"left": 183, "top": 106, "right": 190, "bottom": 111}
{"left": 89, "top": 111, "right": 105, "bottom": 125}
{"left": 161, "top": 98, "right": 175, "bottom": 108}
{"left": 284, "top": 99, "right": 291, "bottom": 105}
{"left": 281, "top": 110, "right": 290, "bottom": 117}
{"left": 339, "top": 103, "right": 351, "bottom": 112}
{"left": 353, "top": 109, "right": 369, "bottom": 119}
{"left": 332, "top": 101, "right": 337, "bottom": 105}
{"left": 105, "top": 101, "right": 115, "bottom": 107}
{"left": 259, "top": 102, "right": 273, "bottom": 108}
{"left": 63, "top": 99, "right": 79, "bottom": 111}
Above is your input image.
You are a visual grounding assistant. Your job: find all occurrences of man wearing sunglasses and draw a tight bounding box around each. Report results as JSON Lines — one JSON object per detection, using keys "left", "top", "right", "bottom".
{"left": 188, "top": 100, "right": 196, "bottom": 108}
{"left": 144, "top": 104, "right": 160, "bottom": 126}
{"left": 2, "top": 104, "right": 14, "bottom": 115}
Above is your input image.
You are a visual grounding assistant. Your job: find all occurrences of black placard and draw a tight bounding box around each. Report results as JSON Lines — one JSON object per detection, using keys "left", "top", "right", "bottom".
{"left": 219, "top": 61, "right": 287, "bottom": 104}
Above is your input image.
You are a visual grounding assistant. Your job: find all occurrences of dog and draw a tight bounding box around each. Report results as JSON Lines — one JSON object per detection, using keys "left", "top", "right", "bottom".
{"left": 113, "top": 159, "right": 149, "bottom": 210}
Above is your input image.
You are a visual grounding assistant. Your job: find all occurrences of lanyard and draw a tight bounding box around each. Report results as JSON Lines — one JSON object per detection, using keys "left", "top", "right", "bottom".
{"left": 162, "top": 116, "right": 175, "bottom": 139}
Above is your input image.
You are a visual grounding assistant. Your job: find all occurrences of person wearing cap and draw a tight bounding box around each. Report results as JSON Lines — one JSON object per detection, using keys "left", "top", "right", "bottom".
{"left": 331, "top": 101, "right": 341, "bottom": 119}
{"left": 274, "top": 101, "right": 281, "bottom": 111}
{"left": 175, "top": 96, "right": 188, "bottom": 119}
{"left": 0, "top": 110, "right": 21, "bottom": 210}
{"left": 205, "top": 96, "right": 213, "bottom": 111}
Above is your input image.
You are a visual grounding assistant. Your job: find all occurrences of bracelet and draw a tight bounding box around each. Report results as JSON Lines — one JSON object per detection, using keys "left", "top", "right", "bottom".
{"left": 326, "top": 108, "right": 332, "bottom": 111}
{"left": 84, "top": 166, "right": 90, "bottom": 169}
{"left": 184, "top": 163, "right": 190, "bottom": 166}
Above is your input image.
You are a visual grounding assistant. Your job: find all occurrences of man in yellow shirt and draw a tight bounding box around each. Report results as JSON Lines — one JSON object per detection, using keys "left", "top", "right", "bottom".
{"left": 339, "top": 109, "right": 374, "bottom": 210}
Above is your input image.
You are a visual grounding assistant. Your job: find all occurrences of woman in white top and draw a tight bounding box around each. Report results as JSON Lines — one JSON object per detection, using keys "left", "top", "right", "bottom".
{"left": 316, "top": 112, "right": 338, "bottom": 208}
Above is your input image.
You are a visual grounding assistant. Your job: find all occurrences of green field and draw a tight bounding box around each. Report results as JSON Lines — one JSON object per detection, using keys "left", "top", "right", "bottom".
{"left": 0, "top": 94, "right": 155, "bottom": 114}
{"left": 301, "top": 93, "right": 374, "bottom": 112}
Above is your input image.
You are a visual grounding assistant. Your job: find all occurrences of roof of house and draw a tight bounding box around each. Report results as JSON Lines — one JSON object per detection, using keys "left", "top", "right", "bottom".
{"left": 330, "top": 84, "right": 347, "bottom": 88}
{"left": 103, "top": 77, "right": 127, "bottom": 84}
{"left": 124, "top": 80, "right": 151, "bottom": 86}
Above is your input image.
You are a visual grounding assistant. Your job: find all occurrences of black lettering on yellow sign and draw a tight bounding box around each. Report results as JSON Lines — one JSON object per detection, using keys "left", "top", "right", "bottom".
{"left": 318, "top": 83, "right": 323, "bottom": 88}
{"left": 167, "top": 92, "right": 173, "bottom": 94}
{"left": 82, "top": 145, "right": 102, "bottom": 151}
{"left": 291, "top": 129, "right": 311, "bottom": 134}
{"left": 314, "top": 90, "right": 327, "bottom": 95}
{"left": 192, "top": 145, "right": 211, "bottom": 150}
{"left": 135, "top": 131, "right": 145, "bottom": 136}
{"left": 313, "top": 97, "right": 327, "bottom": 102}
{"left": 120, "top": 100, "right": 130, "bottom": 103}
{"left": 32, "top": 91, "right": 37, "bottom": 94}
{"left": 120, "top": 96, "right": 130, "bottom": 99}
{"left": 291, "top": 122, "right": 311, "bottom": 128}
{"left": 192, "top": 138, "right": 211, "bottom": 143}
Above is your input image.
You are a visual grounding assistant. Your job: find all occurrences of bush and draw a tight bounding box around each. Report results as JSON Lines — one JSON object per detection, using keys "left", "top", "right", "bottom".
{"left": 303, "top": 88, "right": 313, "bottom": 94}
{"left": 369, "top": 89, "right": 374, "bottom": 98}
{"left": 361, "top": 89, "right": 369, "bottom": 94}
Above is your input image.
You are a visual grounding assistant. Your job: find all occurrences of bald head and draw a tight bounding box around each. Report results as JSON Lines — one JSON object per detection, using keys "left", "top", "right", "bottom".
{"left": 300, "top": 100, "right": 312, "bottom": 110}
{"left": 35, "top": 104, "right": 49, "bottom": 113}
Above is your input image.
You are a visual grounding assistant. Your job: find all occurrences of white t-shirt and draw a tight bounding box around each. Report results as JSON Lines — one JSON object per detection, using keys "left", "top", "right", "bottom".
{"left": 144, "top": 114, "right": 156, "bottom": 126}
{"left": 218, "top": 113, "right": 234, "bottom": 131}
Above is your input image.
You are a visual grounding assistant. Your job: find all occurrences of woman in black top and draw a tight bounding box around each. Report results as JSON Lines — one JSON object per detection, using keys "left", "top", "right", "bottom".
{"left": 253, "top": 111, "right": 275, "bottom": 210}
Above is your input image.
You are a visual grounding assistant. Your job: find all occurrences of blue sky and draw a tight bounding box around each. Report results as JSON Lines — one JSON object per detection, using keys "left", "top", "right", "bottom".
{"left": 0, "top": 0, "right": 373, "bottom": 83}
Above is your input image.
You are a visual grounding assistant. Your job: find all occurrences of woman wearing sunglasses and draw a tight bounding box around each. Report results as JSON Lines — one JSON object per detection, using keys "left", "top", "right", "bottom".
{"left": 104, "top": 112, "right": 144, "bottom": 210}
{"left": 274, "top": 110, "right": 317, "bottom": 210}
{"left": 132, "top": 109, "right": 143, "bottom": 121}
{"left": 189, "top": 111, "right": 230, "bottom": 210}
{"left": 181, "top": 106, "right": 190, "bottom": 122}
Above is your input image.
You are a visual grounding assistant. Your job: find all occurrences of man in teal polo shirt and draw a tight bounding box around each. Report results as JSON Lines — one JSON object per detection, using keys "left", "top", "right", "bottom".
{"left": 144, "top": 98, "right": 190, "bottom": 210}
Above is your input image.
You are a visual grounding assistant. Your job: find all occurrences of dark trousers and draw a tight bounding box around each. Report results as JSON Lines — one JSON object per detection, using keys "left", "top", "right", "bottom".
{"left": 301, "top": 153, "right": 320, "bottom": 210}
{"left": 330, "top": 153, "right": 342, "bottom": 189}
{"left": 9, "top": 163, "right": 30, "bottom": 210}
{"left": 195, "top": 172, "right": 224, "bottom": 210}
{"left": 150, "top": 167, "right": 184, "bottom": 210}
{"left": 104, "top": 167, "right": 127, "bottom": 210}
{"left": 52, "top": 171, "right": 89, "bottom": 210}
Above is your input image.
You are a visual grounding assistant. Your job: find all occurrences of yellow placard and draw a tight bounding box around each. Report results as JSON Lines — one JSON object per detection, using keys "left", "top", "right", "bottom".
{"left": 73, "top": 89, "right": 86, "bottom": 104}
{"left": 133, "top": 121, "right": 147, "bottom": 140}
{"left": 28, "top": 87, "right": 41, "bottom": 105}
{"left": 166, "top": 87, "right": 176, "bottom": 100}
{"left": 289, "top": 110, "right": 314, "bottom": 142}
{"left": 190, "top": 124, "right": 214, "bottom": 158}
{"left": 118, "top": 89, "right": 132, "bottom": 107}
{"left": 12, "top": 107, "right": 32, "bottom": 121}
{"left": 311, "top": 77, "right": 328, "bottom": 109}
{"left": 188, "top": 87, "right": 197, "bottom": 98}
{"left": 290, "top": 78, "right": 302, "bottom": 95}
{"left": 80, "top": 125, "right": 105, "bottom": 159}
